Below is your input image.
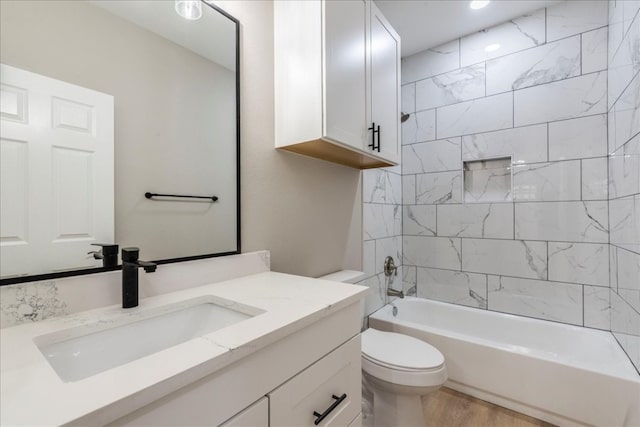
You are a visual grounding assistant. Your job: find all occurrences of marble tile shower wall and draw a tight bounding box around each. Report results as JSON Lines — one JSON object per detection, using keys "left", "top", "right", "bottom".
{"left": 608, "top": 0, "right": 640, "bottom": 372}
{"left": 401, "top": 1, "right": 612, "bottom": 328}
{"left": 357, "top": 166, "right": 403, "bottom": 321}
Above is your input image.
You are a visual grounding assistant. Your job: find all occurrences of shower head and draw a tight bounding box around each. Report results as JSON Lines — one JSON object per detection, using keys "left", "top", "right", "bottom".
{"left": 400, "top": 112, "right": 410, "bottom": 123}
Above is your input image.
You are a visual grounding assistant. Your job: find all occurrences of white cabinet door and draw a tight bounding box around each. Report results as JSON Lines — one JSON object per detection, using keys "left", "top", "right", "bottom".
{"left": 369, "top": 3, "right": 400, "bottom": 162}
{"left": 0, "top": 64, "right": 114, "bottom": 278}
{"left": 324, "top": 0, "right": 368, "bottom": 150}
{"left": 270, "top": 336, "right": 361, "bottom": 427}
{"left": 369, "top": 3, "right": 400, "bottom": 164}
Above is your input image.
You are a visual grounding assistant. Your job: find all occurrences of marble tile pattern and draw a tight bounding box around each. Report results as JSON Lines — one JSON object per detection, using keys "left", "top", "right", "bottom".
{"left": 609, "top": 134, "right": 640, "bottom": 199}
{"left": 488, "top": 275, "right": 583, "bottom": 325}
{"left": 515, "top": 201, "right": 609, "bottom": 243}
{"left": 615, "top": 247, "right": 640, "bottom": 296}
{"left": 437, "top": 203, "right": 514, "bottom": 239}
{"left": 403, "top": 265, "right": 417, "bottom": 294}
{"left": 437, "top": 92, "right": 513, "bottom": 138}
{"left": 609, "top": 70, "right": 640, "bottom": 154}
{"left": 462, "top": 124, "right": 548, "bottom": 164}
{"left": 402, "top": 138, "right": 461, "bottom": 174}
{"left": 398, "top": 0, "right": 640, "bottom": 334}
{"left": 360, "top": 166, "right": 404, "bottom": 326}
{"left": 417, "top": 267, "right": 487, "bottom": 309}
{"left": 584, "top": 285, "right": 611, "bottom": 330}
{"left": 363, "top": 204, "right": 401, "bottom": 240}
{"left": 546, "top": 0, "right": 608, "bottom": 42}
{"left": 402, "top": 174, "right": 416, "bottom": 205}
{"left": 582, "top": 27, "right": 608, "bottom": 74}
{"left": 403, "top": 205, "right": 436, "bottom": 236}
{"left": 609, "top": 2, "right": 640, "bottom": 363}
{"left": 485, "top": 36, "right": 581, "bottom": 95}
{"left": 401, "top": 83, "right": 415, "bottom": 114}
{"left": 581, "top": 157, "right": 609, "bottom": 201}
{"left": 512, "top": 160, "right": 581, "bottom": 201}
{"left": 363, "top": 169, "right": 401, "bottom": 204}
{"left": 359, "top": 165, "right": 403, "bottom": 322}
{"left": 460, "top": 10, "right": 546, "bottom": 67}
{"left": 610, "top": 291, "right": 640, "bottom": 371}
{"left": 401, "top": 109, "right": 436, "bottom": 145}
{"left": 548, "top": 242, "right": 609, "bottom": 286}
{"left": 462, "top": 239, "right": 547, "bottom": 280}
{"left": 416, "top": 64, "right": 485, "bottom": 111}
{"left": 401, "top": 39, "right": 460, "bottom": 85}
{"left": 403, "top": 236, "right": 462, "bottom": 271}
{"left": 548, "top": 114, "right": 608, "bottom": 161}
{"left": 608, "top": 10, "right": 640, "bottom": 109}
{"left": 514, "top": 72, "right": 607, "bottom": 126}
{"left": 415, "top": 171, "right": 462, "bottom": 204}
{"left": 609, "top": 195, "right": 640, "bottom": 254}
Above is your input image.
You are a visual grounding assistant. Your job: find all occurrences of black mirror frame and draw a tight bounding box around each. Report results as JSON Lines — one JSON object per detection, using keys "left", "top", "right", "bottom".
{"left": 1, "top": 1, "right": 241, "bottom": 286}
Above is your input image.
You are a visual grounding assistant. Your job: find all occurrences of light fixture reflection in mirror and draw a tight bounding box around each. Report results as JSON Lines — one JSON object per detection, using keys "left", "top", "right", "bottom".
{"left": 175, "top": 0, "right": 203, "bottom": 20}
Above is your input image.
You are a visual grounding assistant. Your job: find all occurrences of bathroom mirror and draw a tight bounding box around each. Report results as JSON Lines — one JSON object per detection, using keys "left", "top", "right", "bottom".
{"left": 0, "top": 0, "right": 240, "bottom": 284}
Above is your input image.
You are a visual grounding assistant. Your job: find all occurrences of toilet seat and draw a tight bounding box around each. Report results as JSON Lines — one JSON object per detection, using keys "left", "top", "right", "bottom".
{"left": 361, "top": 328, "right": 447, "bottom": 387}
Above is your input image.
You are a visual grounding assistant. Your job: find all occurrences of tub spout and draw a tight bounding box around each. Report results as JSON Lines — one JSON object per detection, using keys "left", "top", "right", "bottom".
{"left": 387, "top": 288, "right": 404, "bottom": 299}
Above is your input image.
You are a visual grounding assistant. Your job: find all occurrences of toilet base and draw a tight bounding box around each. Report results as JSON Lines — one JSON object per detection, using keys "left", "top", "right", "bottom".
{"left": 372, "top": 388, "right": 425, "bottom": 427}
{"left": 363, "top": 372, "right": 441, "bottom": 427}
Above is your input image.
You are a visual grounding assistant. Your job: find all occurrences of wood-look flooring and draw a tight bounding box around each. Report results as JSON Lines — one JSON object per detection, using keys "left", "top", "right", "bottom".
{"left": 422, "top": 387, "right": 556, "bottom": 427}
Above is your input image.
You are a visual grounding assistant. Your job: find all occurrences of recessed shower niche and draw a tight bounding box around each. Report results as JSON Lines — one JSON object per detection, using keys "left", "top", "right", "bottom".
{"left": 463, "top": 157, "right": 512, "bottom": 203}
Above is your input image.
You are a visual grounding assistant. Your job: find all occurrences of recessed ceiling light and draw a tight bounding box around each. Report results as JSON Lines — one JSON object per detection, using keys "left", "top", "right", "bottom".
{"left": 485, "top": 43, "right": 500, "bottom": 52}
{"left": 470, "top": 0, "right": 490, "bottom": 10}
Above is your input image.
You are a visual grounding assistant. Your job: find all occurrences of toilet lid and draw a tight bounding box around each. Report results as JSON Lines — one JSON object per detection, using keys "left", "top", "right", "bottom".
{"left": 361, "top": 328, "right": 444, "bottom": 370}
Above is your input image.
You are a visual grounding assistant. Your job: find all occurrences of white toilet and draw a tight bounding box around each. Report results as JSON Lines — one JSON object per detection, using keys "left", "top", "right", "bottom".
{"left": 361, "top": 328, "right": 447, "bottom": 427}
{"left": 318, "top": 270, "right": 447, "bottom": 427}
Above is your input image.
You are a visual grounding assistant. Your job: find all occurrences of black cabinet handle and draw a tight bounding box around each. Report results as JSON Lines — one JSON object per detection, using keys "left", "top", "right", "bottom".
{"left": 376, "top": 124, "right": 381, "bottom": 152}
{"left": 312, "top": 393, "right": 347, "bottom": 425}
{"left": 368, "top": 122, "right": 377, "bottom": 151}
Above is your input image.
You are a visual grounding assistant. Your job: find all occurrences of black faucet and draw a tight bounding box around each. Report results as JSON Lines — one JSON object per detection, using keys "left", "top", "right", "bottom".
{"left": 88, "top": 243, "right": 119, "bottom": 267}
{"left": 121, "top": 247, "right": 157, "bottom": 309}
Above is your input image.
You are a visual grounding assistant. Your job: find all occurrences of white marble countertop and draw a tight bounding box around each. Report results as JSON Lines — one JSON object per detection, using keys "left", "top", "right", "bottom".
{"left": 0, "top": 271, "right": 367, "bottom": 426}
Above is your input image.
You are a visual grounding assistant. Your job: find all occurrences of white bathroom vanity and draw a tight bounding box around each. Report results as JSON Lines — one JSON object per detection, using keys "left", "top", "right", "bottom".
{"left": 0, "top": 272, "right": 367, "bottom": 426}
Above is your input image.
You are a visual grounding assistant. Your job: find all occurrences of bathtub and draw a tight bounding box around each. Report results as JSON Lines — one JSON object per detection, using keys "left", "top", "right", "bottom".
{"left": 368, "top": 297, "right": 640, "bottom": 427}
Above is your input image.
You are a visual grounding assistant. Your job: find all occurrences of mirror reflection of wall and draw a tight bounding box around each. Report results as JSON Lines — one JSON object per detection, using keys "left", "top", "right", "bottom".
{"left": 0, "top": 0, "right": 239, "bottom": 280}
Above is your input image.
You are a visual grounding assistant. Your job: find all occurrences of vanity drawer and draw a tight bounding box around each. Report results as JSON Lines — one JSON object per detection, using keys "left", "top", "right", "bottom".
{"left": 220, "top": 397, "right": 268, "bottom": 426}
{"left": 269, "top": 335, "right": 361, "bottom": 426}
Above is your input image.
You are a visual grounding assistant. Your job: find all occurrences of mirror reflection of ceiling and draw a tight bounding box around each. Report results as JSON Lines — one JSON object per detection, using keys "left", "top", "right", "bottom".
{"left": 90, "top": 0, "right": 235, "bottom": 71}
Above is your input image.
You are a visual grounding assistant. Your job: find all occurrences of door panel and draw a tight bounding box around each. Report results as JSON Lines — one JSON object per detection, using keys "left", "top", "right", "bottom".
{"left": 0, "top": 64, "right": 114, "bottom": 277}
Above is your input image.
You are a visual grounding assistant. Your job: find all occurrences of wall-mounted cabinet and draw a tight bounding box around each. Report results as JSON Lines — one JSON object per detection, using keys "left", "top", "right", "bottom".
{"left": 275, "top": 0, "right": 400, "bottom": 169}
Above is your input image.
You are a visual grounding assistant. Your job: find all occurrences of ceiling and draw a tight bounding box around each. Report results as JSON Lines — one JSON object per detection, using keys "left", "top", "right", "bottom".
{"left": 375, "top": 0, "right": 565, "bottom": 58}
{"left": 91, "top": 0, "right": 236, "bottom": 71}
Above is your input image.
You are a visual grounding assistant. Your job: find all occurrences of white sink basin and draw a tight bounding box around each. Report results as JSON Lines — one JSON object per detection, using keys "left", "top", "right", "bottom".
{"left": 34, "top": 297, "right": 263, "bottom": 382}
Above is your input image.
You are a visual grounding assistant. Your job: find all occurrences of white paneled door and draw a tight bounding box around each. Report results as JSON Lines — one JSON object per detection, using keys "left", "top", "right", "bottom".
{"left": 0, "top": 63, "right": 114, "bottom": 278}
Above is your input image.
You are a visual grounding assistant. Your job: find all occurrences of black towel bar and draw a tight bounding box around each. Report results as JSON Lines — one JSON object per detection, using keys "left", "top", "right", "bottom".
{"left": 145, "top": 192, "right": 218, "bottom": 202}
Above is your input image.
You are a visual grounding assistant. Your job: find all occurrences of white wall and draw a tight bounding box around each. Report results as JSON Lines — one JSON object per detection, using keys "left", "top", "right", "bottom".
{"left": 214, "top": 1, "right": 362, "bottom": 278}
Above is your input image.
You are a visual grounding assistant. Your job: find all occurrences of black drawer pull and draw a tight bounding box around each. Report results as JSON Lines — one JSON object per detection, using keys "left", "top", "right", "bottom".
{"left": 313, "top": 393, "right": 347, "bottom": 425}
